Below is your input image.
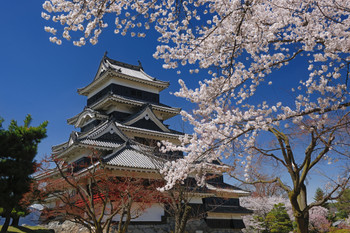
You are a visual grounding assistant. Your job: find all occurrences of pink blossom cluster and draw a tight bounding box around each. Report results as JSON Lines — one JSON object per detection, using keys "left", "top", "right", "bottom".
{"left": 309, "top": 206, "right": 331, "bottom": 232}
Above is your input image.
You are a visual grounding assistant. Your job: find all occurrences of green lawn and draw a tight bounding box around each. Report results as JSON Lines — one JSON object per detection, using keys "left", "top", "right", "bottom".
{"left": 0, "top": 225, "right": 53, "bottom": 233}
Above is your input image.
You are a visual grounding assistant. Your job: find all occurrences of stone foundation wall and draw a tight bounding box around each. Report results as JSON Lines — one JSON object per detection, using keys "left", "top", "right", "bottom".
{"left": 124, "top": 218, "right": 242, "bottom": 233}
{"left": 45, "top": 219, "right": 243, "bottom": 233}
{"left": 45, "top": 221, "right": 90, "bottom": 233}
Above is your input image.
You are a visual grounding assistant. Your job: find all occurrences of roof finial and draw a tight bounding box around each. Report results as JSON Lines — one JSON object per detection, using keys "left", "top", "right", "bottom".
{"left": 138, "top": 60, "right": 143, "bottom": 70}
{"left": 104, "top": 51, "right": 108, "bottom": 57}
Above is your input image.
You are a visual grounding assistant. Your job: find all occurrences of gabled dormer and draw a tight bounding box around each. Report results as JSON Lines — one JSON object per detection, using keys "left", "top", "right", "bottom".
{"left": 67, "top": 107, "right": 108, "bottom": 131}
{"left": 84, "top": 119, "right": 128, "bottom": 143}
{"left": 123, "top": 104, "right": 170, "bottom": 133}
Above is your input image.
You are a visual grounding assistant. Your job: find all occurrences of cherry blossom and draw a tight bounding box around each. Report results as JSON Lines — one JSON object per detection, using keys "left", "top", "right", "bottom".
{"left": 309, "top": 206, "right": 331, "bottom": 232}
{"left": 42, "top": 1, "right": 350, "bottom": 232}
{"left": 240, "top": 196, "right": 292, "bottom": 232}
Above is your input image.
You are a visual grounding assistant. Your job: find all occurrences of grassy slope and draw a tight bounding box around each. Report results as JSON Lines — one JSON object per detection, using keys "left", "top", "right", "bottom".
{"left": 0, "top": 225, "right": 53, "bottom": 233}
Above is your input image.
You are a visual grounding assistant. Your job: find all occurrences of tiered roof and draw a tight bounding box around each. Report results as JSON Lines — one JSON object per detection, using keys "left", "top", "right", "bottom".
{"left": 53, "top": 54, "right": 183, "bottom": 166}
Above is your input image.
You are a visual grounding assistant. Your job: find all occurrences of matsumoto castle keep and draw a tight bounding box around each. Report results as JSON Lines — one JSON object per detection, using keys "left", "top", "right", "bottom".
{"left": 50, "top": 53, "right": 252, "bottom": 232}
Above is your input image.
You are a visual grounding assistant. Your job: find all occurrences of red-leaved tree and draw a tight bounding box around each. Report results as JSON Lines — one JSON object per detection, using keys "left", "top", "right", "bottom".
{"left": 36, "top": 152, "right": 162, "bottom": 233}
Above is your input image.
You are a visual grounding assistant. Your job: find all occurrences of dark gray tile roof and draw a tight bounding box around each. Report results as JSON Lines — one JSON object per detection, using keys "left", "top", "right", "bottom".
{"left": 80, "top": 139, "right": 122, "bottom": 148}
{"left": 103, "top": 142, "right": 164, "bottom": 170}
{"left": 104, "top": 149, "right": 158, "bottom": 169}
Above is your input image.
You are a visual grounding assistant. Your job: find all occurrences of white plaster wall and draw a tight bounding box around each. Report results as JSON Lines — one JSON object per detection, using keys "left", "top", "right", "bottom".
{"left": 106, "top": 105, "right": 134, "bottom": 115}
{"left": 66, "top": 150, "right": 91, "bottom": 164}
{"left": 45, "top": 202, "right": 56, "bottom": 209}
{"left": 111, "top": 203, "right": 164, "bottom": 222}
{"left": 189, "top": 197, "right": 203, "bottom": 204}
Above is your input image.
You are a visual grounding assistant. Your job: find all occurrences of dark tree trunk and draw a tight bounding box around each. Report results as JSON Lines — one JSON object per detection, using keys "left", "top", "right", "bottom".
{"left": 11, "top": 215, "right": 20, "bottom": 226}
{"left": 290, "top": 183, "right": 309, "bottom": 233}
{"left": 95, "top": 225, "right": 103, "bottom": 233}
{"left": 295, "top": 213, "right": 309, "bottom": 233}
{"left": 1, "top": 209, "right": 12, "bottom": 233}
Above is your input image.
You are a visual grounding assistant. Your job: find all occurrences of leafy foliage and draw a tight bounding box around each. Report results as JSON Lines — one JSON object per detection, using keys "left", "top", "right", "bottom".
{"left": 0, "top": 115, "right": 47, "bottom": 233}
{"left": 314, "top": 188, "right": 326, "bottom": 203}
{"left": 263, "top": 203, "right": 293, "bottom": 233}
{"left": 241, "top": 196, "right": 292, "bottom": 233}
{"left": 335, "top": 189, "right": 350, "bottom": 218}
{"left": 313, "top": 188, "right": 328, "bottom": 209}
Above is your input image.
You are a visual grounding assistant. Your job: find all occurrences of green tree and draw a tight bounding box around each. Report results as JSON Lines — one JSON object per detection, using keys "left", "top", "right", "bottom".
{"left": 263, "top": 203, "right": 293, "bottom": 233}
{"left": 314, "top": 188, "right": 328, "bottom": 209}
{"left": 335, "top": 189, "right": 350, "bottom": 219}
{"left": 0, "top": 115, "right": 47, "bottom": 233}
{"left": 314, "top": 188, "right": 325, "bottom": 202}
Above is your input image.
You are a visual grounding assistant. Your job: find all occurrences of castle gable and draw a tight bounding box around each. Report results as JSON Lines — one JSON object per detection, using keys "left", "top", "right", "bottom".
{"left": 85, "top": 120, "right": 128, "bottom": 143}
{"left": 123, "top": 105, "right": 170, "bottom": 133}
{"left": 67, "top": 107, "right": 108, "bottom": 128}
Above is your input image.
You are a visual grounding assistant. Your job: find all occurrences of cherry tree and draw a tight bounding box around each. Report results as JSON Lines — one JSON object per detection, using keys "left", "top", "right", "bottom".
{"left": 309, "top": 206, "right": 330, "bottom": 233}
{"left": 42, "top": 1, "right": 350, "bottom": 232}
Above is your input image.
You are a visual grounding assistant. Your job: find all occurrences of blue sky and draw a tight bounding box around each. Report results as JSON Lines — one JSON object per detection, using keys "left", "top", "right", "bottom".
{"left": 0, "top": 0, "right": 335, "bottom": 202}
{"left": 0, "top": 0, "right": 193, "bottom": 161}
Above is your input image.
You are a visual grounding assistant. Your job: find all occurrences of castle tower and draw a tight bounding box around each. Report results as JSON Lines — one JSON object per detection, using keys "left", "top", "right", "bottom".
{"left": 50, "top": 54, "right": 251, "bottom": 232}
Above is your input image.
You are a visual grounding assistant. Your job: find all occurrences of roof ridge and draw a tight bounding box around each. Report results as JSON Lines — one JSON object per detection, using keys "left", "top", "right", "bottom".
{"left": 105, "top": 55, "right": 142, "bottom": 71}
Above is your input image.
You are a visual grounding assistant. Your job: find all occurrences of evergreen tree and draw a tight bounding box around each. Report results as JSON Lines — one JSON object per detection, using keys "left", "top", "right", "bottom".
{"left": 314, "top": 187, "right": 328, "bottom": 209}
{"left": 0, "top": 115, "right": 47, "bottom": 233}
{"left": 314, "top": 188, "right": 325, "bottom": 202}
{"left": 263, "top": 203, "right": 293, "bottom": 233}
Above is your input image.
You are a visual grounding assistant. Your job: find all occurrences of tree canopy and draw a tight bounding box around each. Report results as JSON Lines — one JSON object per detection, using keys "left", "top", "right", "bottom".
{"left": 42, "top": 1, "right": 350, "bottom": 232}
{"left": 314, "top": 188, "right": 326, "bottom": 203}
{"left": 335, "top": 189, "right": 350, "bottom": 218}
{"left": 313, "top": 188, "right": 329, "bottom": 209}
{"left": 264, "top": 203, "right": 293, "bottom": 233}
{"left": 0, "top": 115, "right": 47, "bottom": 233}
